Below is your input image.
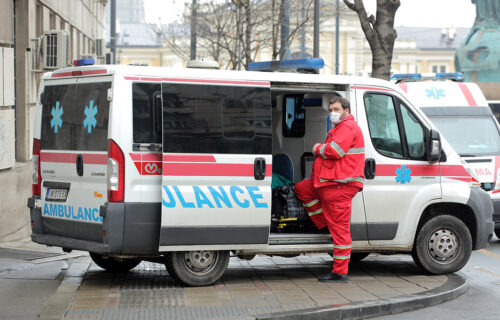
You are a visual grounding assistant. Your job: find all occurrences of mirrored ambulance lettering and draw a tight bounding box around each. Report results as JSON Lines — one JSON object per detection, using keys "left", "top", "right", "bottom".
{"left": 162, "top": 185, "right": 268, "bottom": 209}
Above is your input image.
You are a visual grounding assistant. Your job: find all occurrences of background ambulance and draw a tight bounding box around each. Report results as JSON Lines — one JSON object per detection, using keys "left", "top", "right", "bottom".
{"left": 393, "top": 73, "right": 500, "bottom": 238}
{"left": 27, "top": 60, "right": 493, "bottom": 286}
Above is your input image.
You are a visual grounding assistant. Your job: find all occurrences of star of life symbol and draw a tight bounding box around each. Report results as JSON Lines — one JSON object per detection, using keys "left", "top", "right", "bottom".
{"left": 83, "top": 100, "right": 98, "bottom": 134}
{"left": 396, "top": 165, "right": 412, "bottom": 184}
{"left": 50, "top": 101, "right": 63, "bottom": 134}
{"left": 425, "top": 87, "right": 446, "bottom": 100}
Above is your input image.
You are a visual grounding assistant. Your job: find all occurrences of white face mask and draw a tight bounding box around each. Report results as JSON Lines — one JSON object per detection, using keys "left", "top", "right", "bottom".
{"left": 329, "top": 111, "right": 342, "bottom": 124}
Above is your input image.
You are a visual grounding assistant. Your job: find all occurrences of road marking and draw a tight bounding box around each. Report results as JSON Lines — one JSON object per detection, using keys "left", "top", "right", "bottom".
{"left": 473, "top": 266, "right": 500, "bottom": 278}
{"left": 478, "top": 249, "right": 500, "bottom": 259}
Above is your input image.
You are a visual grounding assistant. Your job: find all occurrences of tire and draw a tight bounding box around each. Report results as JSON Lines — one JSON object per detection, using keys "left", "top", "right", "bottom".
{"left": 413, "top": 215, "right": 472, "bottom": 274}
{"left": 89, "top": 253, "right": 141, "bottom": 272}
{"left": 494, "top": 227, "right": 500, "bottom": 239}
{"left": 166, "top": 250, "right": 230, "bottom": 287}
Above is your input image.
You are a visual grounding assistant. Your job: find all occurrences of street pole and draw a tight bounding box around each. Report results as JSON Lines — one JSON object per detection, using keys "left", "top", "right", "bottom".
{"left": 335, "top": 0, "right": 339, "bottom": 74}
{"left": 190, "top": 0, "right": 197, "bottom": 60}
{"left": 280, "top": 0, "right": 290, "bottom": 60}
{"left": 300, "top": 0, "right": 306, "bottom": 58}
{"left": 110, "top": 0, "right": 116, "bottom": 64}
{"left": 313, "top": 0, "right": 319, "bottom": 58}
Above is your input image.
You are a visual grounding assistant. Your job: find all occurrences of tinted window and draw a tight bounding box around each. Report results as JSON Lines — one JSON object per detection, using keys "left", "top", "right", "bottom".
{"left": 132, "top": 83, "right": 162, "bottom": 143}
{"left": 41, "top": 82, "right": 111, "bottom": 151}
{"left": 283, "top": 95, "right": 305, "bottom": 137}
{"left": 162, "top": 83, "right": 272, "bottom": 154}
{"left": 399, "top": 102, "right": 425, "bottom": 159}
{"left": 41, "top": 84, "right": 76, "bottom": 150}
{"left": 365, "top": 93, "right": 404, "bottom": 159}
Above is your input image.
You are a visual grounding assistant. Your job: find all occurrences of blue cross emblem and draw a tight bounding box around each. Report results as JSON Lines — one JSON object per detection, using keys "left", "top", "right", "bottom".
{"left": 50, "top": 101, "right": 63, "bottom": 134}
{"left": 425, "top": 87, "right": 446, "bottom": 100}
{"left": 83, "top": 100, "right": 98, "bottom": 134}
{"left": 396, "top": 165, "right": 412, "bottom": 184}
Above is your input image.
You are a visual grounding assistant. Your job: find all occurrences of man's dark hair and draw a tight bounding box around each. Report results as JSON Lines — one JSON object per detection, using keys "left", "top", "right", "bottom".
{"left": 329, "top": 96, "right": 350, "bottom": 110}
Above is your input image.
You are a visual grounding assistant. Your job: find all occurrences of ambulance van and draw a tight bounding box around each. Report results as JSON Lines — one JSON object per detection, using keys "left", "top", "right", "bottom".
{"left": 392, "top": 73, "right": 500, "bottom": 238}
{"left": 28, "top": 59, "right": 493, "bottom": 286}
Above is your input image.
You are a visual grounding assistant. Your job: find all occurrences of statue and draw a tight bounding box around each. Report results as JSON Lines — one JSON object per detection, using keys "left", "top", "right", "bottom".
{"left": 455, "top": 0, "right": 500, "bottom": 99}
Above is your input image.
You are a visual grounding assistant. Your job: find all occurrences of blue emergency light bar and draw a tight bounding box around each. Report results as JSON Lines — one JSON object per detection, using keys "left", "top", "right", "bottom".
{"left": 248, "top": 58, "right": 324, "bottom": 72}
{"left": 391, "top": 72, "right": 464, "bottom": 82}
{"left": 74, "top": 58, "right": 95, "bottom": 66}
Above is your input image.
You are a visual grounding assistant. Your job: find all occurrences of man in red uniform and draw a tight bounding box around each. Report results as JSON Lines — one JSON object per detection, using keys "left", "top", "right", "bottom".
{"left": 295, "top": 96, "right": 365, "bottom": 283}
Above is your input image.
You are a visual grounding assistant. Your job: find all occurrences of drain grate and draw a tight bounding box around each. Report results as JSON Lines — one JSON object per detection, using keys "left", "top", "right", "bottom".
{"left": 0, "top": 247, "right": 61, "bottom": 261}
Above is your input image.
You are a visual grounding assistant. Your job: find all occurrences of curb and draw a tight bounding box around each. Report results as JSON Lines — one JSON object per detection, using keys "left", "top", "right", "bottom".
{"left": 255, "top": 272, "right": 468, "bottom": 320}
{"left": 39, "top": 257, "right": 91, "bottom": 320}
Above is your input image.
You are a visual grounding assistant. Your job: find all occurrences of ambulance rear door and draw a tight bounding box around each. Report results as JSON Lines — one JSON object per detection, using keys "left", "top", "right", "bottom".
{"left": 159, "top": 79, "right": 273, "bottom": 250}
{"left": 39, "top": 75, "right": 112, "bottom": 242}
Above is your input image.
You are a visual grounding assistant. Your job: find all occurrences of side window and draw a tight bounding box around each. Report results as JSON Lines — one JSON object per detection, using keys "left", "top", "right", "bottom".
{"left": 132, "top": 83, "right": 162, "bottom": 143}
{"left": 283, "top": 95, "right": 305, "bottom": 137}
{"left": 399, "top": 101, "right": 425, "bottom": 159}
{"left": 162, "top": 83, "right": 272, "bottom": 154}
{"left": 365, "top": 93, "right": 404, "bottom": 159}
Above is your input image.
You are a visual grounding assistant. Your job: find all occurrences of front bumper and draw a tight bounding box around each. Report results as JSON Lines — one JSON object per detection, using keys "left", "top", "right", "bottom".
{"left": 467, "top": 188, "right": 494, "bottom": 249}
{"left": 28, "top": 197, "right": 161, "bottom": 256}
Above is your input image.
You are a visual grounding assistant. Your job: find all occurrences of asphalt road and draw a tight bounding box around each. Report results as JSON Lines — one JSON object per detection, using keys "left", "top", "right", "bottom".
{"left": 373, "top": 234, "right": 500, "bottom": 320}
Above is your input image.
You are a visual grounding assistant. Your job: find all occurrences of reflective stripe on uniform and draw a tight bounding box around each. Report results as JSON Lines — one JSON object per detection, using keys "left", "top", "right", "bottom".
{"left": 304, "top": 199, "right": 320, "bottom": 208}
{"left": 308, "top": 207, "right": 323, "bottom": 216}
{"left": 333, "top": 254, "right": 351, "bottom": 260}
{"left": 329, "top": 141, "right": 345, "bottom": 158}
{"left": 319, "top": 176, "right": 365, "bottom": 184}
{"left": 346, "top": 147, "right": 365, "bottom": 155}
{"left": 333, "top": 244, "right": 352, "bottom": 249}
{"left": 319, "top": 144, "right": 327, "bottom": 158}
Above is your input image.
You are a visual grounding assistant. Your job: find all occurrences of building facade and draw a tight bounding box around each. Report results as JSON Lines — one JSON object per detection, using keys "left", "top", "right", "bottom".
{"left": 0, "top": 0, "right": 107, "bottom": 241}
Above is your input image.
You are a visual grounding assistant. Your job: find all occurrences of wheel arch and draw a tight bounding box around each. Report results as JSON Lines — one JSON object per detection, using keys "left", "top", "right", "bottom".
{"left": 414, "top": 202, "right": 477, "bottom": 250}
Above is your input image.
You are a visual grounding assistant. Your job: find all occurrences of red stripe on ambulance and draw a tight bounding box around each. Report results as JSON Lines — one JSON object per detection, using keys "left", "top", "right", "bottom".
{"left": 162, "top": 162, "right": 272, "bottom": 177}
{"left": 40, "top": 152, "right": 106, "bottom": 165}
{"left": 163, "top": 154, "right": 216, "bottom": 162}
{"left": 458, "top": 83, "right": 477, "bottom": 106}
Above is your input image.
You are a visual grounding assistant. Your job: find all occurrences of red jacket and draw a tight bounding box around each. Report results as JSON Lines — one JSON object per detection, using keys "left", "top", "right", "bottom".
{"left": 312, "top": 114, "right": 365, "bottom": 189}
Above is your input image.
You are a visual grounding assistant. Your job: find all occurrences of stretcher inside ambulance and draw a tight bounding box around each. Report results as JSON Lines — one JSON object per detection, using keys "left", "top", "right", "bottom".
{"left": 393, "top": 73, "right": 500, "bottom": 238}
{"left": 27, "top": 60, "right": 493, "bottom": 286}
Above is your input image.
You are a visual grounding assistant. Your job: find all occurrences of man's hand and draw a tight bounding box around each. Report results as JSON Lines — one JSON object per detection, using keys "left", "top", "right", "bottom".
{"left": 312, "top": 143, "right": 321, "bottom": 156}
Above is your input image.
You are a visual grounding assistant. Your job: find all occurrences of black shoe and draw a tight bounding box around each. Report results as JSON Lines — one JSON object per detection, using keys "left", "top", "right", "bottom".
{"left": 318, "top": 272, "right": 348, "bottom": 283}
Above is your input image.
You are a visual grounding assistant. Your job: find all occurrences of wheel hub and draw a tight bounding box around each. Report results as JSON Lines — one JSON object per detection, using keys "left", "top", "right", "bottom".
{"left": 184, "top": 251, "right": 217, "bottom": 274}
{"left": 428, "top": 228, "right": 458, "bottom": 261}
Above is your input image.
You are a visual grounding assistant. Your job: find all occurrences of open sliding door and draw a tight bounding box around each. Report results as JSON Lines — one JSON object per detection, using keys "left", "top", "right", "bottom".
{"left": 159, "top": 79, "right": 273, "bottom": 251}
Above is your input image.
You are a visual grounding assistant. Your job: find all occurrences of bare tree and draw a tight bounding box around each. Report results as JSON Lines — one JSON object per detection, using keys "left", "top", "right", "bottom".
{"left": 344, "top": 0, "right": 400, "bottom": 80}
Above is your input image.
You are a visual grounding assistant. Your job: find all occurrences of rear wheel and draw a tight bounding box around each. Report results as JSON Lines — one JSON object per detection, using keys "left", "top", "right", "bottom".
{"left": 89, "top": 253, "right": 141, "bottom": 272}
{"left": 412, "top": 215, "right": 472, "bottom": 274}
{"left": 165, "top": 250, "right": 230, "bottom": 287}
{"left": 494, "top": 227, "right": 500, "bottom": 239}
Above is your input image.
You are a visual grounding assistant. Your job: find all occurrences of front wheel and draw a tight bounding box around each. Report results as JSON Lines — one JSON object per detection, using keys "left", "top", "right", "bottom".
{"left": 412, "top": 215, "right": 472, "bottom": 274}
{"left": 165, "top": 250, "right": 230, "bottom": 287}
{"left": 89, "top": 253, "right": 141, "bottom": 272}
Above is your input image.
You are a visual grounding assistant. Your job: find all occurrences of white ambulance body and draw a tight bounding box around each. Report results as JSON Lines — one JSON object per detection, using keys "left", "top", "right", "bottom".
{"left": 28, "top": 61, "right": 494, "bottom": 286}
{"left": 394, "top": 73, "right": 500, "bottom": 238}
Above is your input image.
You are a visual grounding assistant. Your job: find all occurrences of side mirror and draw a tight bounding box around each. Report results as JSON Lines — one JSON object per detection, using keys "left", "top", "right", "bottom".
{"left": 427, "top": 129, "right": 441, "bottom": 163}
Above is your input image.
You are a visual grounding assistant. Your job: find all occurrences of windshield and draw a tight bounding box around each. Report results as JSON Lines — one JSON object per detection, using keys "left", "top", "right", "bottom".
{"left": 429, "top": 115, "right": 500, "bottom": 156}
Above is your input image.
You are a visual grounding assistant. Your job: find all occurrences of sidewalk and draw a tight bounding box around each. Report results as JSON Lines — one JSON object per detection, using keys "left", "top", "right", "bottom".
{"left": 59, "top": 253, "right": 466, "bottom": 320}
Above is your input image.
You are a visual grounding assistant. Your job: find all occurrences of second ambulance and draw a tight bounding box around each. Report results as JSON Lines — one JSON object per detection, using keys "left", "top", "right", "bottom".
{"left": 393, "top": 73, "right": 500, "bottom": 238}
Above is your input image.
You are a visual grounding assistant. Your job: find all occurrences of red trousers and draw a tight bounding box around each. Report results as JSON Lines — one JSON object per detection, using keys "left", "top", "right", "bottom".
{"left": 295, "top": 178, "right": 359, "bottom": 275}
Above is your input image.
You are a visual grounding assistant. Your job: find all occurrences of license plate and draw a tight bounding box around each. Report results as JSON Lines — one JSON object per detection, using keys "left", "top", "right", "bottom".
{"left": 46, "top": 188, "right": 68, "bottom": 201}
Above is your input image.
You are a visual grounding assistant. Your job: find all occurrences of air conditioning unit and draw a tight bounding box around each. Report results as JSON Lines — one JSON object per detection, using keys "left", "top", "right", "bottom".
{"left": 43, "top": 30, "right": 69, "bottom": 69}
{"left": 95, "top": 38, "right": 106, "bottom": 64}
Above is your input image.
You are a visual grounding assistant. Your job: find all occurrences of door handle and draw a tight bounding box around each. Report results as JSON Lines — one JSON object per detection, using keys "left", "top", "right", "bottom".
{"left": 365, "top": 158, "right": 376, "bottom": 180}
{"left": 254, "top": 158, "right": 266, "bottom": 180}
{"left": 76, "top": 154, "right": 84, "bottom": 177}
